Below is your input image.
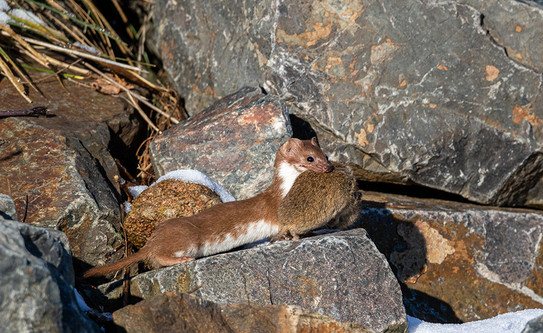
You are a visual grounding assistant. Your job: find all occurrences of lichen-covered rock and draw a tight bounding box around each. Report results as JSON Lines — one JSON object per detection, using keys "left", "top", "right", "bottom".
{"left": 152, "top": 0, "right": 543, "bottom": 206}
{"left": 0, "top": 72, "right": 143, "bottom": 271}
{"left": 113, "top": 292, "right": 375, "bottom": 333}
{"left": 0, "top": 118, "right": 124, "bottom": 271}
{"left": 150, "top": 86, "right": 292, "bottom": 199}
{"left": 125, "top": 179, "right": 222, "bottom": 248}
{"left": 0, "top": 221, "right": 100, "bottom": 333}
{"left": 95, "top": 229, "right": 407, "bottom": 333}
{"left": 356, "top": 191, "right": 543, "bottom": 323}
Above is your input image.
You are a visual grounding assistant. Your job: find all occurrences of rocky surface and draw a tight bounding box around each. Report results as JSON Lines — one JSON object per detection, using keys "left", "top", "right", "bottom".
{"left": 93, "top": 229, "right": 407, "bottom": 333}
{"left": 113, "top": 292, "right": 375, "bottom": 333}
{"left": 0, "top": 72, "right": 142, "bottom": 272}
{"left": 152, "top": 0, "right": 543, "bottom": 207}
{"left": 125, "top": 179, "right": 222, "bottom": 249}
{"left": 0, "top": 220, "right": 99, "bottom": 333}
{"left": 357, "top": 190, "right": 543, "bottom": 323}
{"left": 150, "top": 86, "right": 292, "bottom": 199}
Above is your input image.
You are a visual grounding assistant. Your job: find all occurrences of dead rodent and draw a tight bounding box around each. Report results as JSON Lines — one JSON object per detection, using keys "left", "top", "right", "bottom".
{"left": 274, "top": 163, "right": 362, "bottom": 240}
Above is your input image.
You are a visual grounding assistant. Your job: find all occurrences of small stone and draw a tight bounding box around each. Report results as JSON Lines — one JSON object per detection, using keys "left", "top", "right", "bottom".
{"left": 125, "top": 179, "right": 222, "bottom": 249}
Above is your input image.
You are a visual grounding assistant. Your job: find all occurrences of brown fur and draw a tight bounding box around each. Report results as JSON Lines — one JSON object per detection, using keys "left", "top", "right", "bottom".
{"left": 83, "top": 138, "right": 332, "bottom": 278}
{"left": 273, "top": 163, "right": 362, "bottom": 240}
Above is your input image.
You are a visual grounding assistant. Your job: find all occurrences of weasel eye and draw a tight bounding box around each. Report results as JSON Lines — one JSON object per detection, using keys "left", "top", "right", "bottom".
{"left": 306, "top": 156, "right": 314, "bottom": 163}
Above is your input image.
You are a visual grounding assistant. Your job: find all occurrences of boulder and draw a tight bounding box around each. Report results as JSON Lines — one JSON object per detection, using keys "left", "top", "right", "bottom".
{"left": 152, "top": 0, "right": 543, "bottom": 206}
{"left": 0, "top": 72, "right": 143, "bottom": 271}
{"left": 0, "top": 117, "right": 124, "bottom": 271}
{"left": 94, "top": 229, "right": 407, "bottom": 333}
{"left": 113, "top": 292, "right": 376, "bottom": 333}
{"left": 150, "top": 86, "right": 292, "bottom": 199}
{"left": 356, "top": 190, "right": 543, "bottom": 323}
{"left": 0, "top": 220, "right": 100, "bottom": 333}
{"left": 125, "top": 179, "right": 222, "bottom": 249}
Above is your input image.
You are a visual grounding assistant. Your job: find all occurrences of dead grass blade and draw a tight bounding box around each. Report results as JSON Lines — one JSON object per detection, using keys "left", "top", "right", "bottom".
{"left": 0, "top": 46, "right": 32, "bottom": 103}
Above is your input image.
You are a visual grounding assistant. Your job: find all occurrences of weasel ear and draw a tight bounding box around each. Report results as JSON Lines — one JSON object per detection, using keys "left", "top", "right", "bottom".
{"left": 310, "top": 137, "right": 319, "bottom": 147}
{"left": 281, "top": 138, "right": 299, "bottom": 154}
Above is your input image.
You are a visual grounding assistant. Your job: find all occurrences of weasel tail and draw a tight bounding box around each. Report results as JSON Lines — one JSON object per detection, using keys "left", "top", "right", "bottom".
{"left": 83, "top": 248, "right": 150, "bottom": 278}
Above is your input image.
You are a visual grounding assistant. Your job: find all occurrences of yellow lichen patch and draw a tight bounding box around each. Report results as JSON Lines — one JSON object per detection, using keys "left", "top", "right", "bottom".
{"left": 399, "top": 78, "right": 407, "bottom": 89}
{"left": 277, "top": 22, "right": 332, "bottom": 48}
{"left": 515, "top": 25, "right": 523, "bottom": 32}
{"left": 516, "top": 53, "right": 523, "bottom": 61}
{"left": 485, "top": 65, "right": 499, "bottom": 82}
{"left": 354, "top": 129, "right": 369, "bottom": 147}
{"left": 437, "top": 64, "right": 448, "bottom": 71}
{"left": 370, "top": 38, "right": 399, "bottom": 65}
{"left": 354, "top": 122, "right": 375, "bottom": 148}
{"left": 415, "top": 221, "right": 455, "bottom": 264}
{"left": 512, "top": 105, "right": 542, "bottom": 126}
{"left": 429, "top": 104, "right": 437, "bottom": 109}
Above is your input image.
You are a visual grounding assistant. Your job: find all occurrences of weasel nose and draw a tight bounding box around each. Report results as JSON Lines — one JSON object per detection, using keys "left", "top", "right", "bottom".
{"left": 325, "top": 164, "right": 334, "bottom": 172}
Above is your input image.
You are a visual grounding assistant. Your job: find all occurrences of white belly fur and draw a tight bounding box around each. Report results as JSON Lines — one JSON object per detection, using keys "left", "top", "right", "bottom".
{"left": 191, "top": 219, "right": 280, "bottom": 258}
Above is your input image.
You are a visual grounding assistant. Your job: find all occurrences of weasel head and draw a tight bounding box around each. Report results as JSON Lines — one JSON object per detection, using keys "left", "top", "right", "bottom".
{"left": 275, "top": 137, "right": 333, "bottom": 174}
{"left": 275, "top": 137, "right": 333, "bottom": 197}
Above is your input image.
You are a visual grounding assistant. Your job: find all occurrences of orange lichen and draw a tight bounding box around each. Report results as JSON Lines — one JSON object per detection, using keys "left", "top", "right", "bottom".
{"left": 512, "top": 105, "right": 542, "bottom": 126}
{"left": 485, "top": 65, "right": 499, "bottom": 82}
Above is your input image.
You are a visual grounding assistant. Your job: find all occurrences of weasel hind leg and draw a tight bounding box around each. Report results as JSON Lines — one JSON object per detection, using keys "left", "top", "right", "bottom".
{"left": 153, "top": 255, "right": 194, "bottom": 268}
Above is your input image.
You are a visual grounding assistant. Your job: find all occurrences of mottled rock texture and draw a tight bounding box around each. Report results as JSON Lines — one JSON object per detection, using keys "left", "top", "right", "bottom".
{"left": 0, "top": 72, "right": 142, "bottom": 270}
{"left": 125, "top": 179, "right": 222, "bottom": 249}
{"left": 153, "top": 0, "right": 543, "bottom": 206}
{"left": 150, "top": 86, "right": 292, "bottom": 199}
{"left": 113, "top": 292, "right": 376, "bottom": 333}
{"left": 357, "top": 191, "right": 543, "bottom": 323}
{"left": 96, "top": 229, "right": 407, "bottom": 333}
{"left": 0, "top": 221, "right": 99, "bottom": 333}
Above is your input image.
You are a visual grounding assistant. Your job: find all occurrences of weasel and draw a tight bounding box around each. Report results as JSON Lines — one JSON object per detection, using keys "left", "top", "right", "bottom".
{"left": 84, "top": 138, "right": 332, "bottom": 277}
{"left": 273, "top": 163, "right": 362, "bottom": 241}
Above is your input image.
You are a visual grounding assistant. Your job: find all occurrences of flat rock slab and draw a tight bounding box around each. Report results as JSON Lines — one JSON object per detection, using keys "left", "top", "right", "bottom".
{"left": 153, "top": 0, "right": 543, "bottom": 206}
{"left": 113, "top": 292, "right": 376, "bottom": 333}
{"left": 150, "top": 86, "right": 292, "bottom": 199}
{"left": 357, "top": 191, "right": 543, "bottom": 323}
{"left": 97, "top": 229, "right": 407, "bottom": 333}
{"left": 0, "top": 220, "right": 99, "bottom": 333}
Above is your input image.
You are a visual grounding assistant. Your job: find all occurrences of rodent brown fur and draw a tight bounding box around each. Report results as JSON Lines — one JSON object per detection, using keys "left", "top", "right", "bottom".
{"left": 273, "top": 163, "right": 362, "bottom": 240}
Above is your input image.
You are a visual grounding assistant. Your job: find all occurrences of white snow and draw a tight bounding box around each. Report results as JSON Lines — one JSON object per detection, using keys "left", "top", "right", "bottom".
{"left": 408, "top": 309, "right": 543, "bottom": 333}
{"left": 127, "top": 169, "right": 236, "bottom": 208}
{"left": 0, "top": 0, "right": 9, "bottom": 12}
{"left": 9, "top": 8, "right": 47, "bottom": 27}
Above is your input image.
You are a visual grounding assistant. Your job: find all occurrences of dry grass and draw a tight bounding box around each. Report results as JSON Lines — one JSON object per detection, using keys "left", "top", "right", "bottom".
{"left": 0, "top": 0, "right": 186, "bottom": 184}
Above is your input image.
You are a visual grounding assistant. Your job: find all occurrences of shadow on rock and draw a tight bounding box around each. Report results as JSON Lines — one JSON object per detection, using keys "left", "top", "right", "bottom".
{"left": 354, "top": 199, "right": 462, "bottom": 324}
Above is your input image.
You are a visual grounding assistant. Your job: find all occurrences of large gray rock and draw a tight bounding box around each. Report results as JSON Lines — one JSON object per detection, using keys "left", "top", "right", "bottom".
{"left": 152, "top": 0, "right": 543, "bottom": 206}
{"left": 0, "top": 221, "right": 100, "bottom": 333}
{"left": 95, "top": 229, "right": 407, "bottom": 333}
{"left": 150, "top": 86, "right": 292, "bottom": 199}
{"left": 356, "top": 190, "right": 543, "bottom": 323}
